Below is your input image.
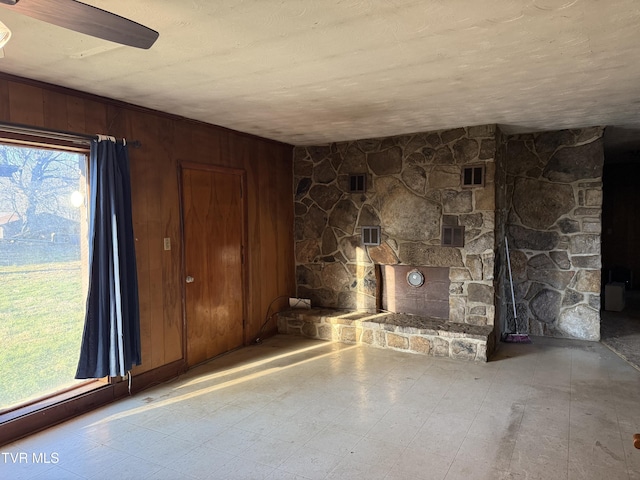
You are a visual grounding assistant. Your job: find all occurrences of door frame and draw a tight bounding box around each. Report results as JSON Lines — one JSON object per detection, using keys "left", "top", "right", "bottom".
{"left": 178, "top": 161, "right": 249, "bottom": 366}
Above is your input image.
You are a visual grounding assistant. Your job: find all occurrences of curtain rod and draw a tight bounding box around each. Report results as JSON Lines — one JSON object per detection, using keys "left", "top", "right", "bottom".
{"left": 0, "top": 122, "right": 142, "bottom": 148}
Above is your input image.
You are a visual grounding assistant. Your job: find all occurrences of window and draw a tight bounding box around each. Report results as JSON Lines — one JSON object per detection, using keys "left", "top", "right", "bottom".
{"left": 462, "top": 165, "right": 485, "bottom": 188}
{"left": 0, "top": 137, "right": 91, "bottom": 414}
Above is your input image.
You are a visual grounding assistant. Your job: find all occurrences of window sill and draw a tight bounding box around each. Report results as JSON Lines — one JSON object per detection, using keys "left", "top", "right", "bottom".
{"left": 0, "top": 380, "right": 106, "bottom": 426}
{"left": 0, "top": 359, "right": 186, "bottom": 447}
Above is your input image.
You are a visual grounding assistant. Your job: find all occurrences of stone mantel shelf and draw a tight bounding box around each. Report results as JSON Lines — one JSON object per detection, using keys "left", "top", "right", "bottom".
{"left": 277, "top": 308, "right": 495, "bottom": 361}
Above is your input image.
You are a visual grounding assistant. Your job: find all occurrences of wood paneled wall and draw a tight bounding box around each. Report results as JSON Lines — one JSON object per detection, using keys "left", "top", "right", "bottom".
{"left": 0, "top": 73, "right": 295, "bottom": 375}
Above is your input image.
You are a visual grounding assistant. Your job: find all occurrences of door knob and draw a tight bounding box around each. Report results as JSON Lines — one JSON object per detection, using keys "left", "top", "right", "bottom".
{"left": 186, "top": 276, "right": 194, "bottom": 283}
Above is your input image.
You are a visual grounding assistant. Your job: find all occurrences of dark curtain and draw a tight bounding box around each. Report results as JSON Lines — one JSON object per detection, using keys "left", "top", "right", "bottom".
{"left": 76, "top": 138, "right": 141, "bottom": 379}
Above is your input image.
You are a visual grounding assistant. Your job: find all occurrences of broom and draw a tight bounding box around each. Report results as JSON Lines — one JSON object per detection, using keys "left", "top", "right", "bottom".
{"left": 503, "top": 236, "right": 531, "bottom": 343}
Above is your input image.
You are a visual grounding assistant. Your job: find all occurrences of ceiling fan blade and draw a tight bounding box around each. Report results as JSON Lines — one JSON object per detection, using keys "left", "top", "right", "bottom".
{"left": 0, "top": 0, "right": 159, "bottom": 49}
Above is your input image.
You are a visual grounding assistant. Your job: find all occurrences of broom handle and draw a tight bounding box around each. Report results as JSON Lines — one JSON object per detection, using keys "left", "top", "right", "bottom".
{"left": 505, "top": 237, "right": 518, "bottom": 321}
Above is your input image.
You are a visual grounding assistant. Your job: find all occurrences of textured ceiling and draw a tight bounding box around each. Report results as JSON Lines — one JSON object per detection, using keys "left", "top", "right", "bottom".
{"left": 0, "top": 0, "right": 639, "bottom": 148}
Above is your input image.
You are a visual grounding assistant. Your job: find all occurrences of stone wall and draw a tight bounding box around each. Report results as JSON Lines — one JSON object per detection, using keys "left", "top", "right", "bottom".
{"left": 294, "top": 124, "right": 604, "bottom": 343}
{"left": 294, "top": 125, "right": 498, "bottom": 326}
{"left": 502, "top": 128, "right": 604, "bottom": 340}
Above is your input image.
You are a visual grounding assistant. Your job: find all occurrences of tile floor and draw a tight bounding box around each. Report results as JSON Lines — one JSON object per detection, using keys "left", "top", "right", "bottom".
{"left": 601, "top": 290, "right": 640, "bottom": 372}
{"left": 2, "top": 334, "right": 640, "bottom": 480}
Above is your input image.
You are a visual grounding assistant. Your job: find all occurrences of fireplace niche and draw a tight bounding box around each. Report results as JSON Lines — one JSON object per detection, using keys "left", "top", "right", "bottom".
{"left": 379, "top": 265, "right": 450, "bottom": 320}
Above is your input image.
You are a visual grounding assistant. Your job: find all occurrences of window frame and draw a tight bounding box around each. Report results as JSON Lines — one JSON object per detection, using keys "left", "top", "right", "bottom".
{"left": 0, "top": 130, "right": 101, "bottom": 419}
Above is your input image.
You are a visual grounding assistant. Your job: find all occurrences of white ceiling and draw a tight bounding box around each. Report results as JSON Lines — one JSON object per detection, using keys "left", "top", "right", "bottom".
{"left": 0, "top": 0, "right": 639, "bottom": 148}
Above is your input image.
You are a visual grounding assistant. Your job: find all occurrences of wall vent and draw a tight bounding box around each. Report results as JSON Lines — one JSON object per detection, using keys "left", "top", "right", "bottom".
{"left": 361, "top": 226, "right": 381, "bottom": 246}
{"left": 442, "top": 225, "right": 465, "bottom": 247}
{"left": 349, "top": 174, "right": 366, "bottom": 193}
{"left": 462, "top": 165, "right": 485, "bottom": 188}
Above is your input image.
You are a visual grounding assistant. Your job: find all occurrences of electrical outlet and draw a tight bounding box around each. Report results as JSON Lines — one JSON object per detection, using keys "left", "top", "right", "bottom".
{"left": 289, "top": 298, "right": 311, "bottom": 309}
{"left": 163, "top": 237, "right": 171, "bottom": 251}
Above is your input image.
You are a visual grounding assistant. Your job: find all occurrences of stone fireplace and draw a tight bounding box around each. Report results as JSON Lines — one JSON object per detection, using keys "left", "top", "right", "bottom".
{"left": 287, "top": 124, "right": 604, "bottom": 360}
{"left": 294, "top": 125, "right": 497, "bottom": 330}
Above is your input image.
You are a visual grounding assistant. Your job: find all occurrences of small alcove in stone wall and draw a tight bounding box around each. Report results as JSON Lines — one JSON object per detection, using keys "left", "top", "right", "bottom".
{"left": 379, "top": 265, "right": 450, "bottom": 319}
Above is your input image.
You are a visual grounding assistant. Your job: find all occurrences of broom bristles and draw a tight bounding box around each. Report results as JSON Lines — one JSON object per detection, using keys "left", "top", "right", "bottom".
{"left": 503, "top": 333, "right": 532, "bottom": 344}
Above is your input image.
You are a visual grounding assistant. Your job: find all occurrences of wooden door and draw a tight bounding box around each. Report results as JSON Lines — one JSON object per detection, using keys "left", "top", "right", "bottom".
{"left": 181, "top": 163, "right": 246, "bottom": 367}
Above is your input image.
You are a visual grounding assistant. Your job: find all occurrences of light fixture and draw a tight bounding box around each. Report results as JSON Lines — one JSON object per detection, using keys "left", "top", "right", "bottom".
{"left": 0, "top": 20, "right": 11, "bottom": 49}
{"left": 407, "top": 269, "right": 425, "bottom": 288}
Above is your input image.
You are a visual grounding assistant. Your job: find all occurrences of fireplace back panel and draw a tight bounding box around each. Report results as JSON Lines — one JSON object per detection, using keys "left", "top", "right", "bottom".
{"left": 380, "top": 265, "right": 450, "bottom": 319}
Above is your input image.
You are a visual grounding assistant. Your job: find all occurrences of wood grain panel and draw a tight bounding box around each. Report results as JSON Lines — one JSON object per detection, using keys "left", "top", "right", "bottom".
{"left": 172, "top": 120, "right": 195, "bottom": 159}
{"left": 8, "top": 81, "right": 44, "bottom": 126}
{"left": 276, "top": 143, "right": 295, "bottom": 317}
{"left": 0, "top": 80, "right": 9, "bottom": 120}
{"left": 158, "top": 117, "right": 183, "bottom": 363}
{"left": 42, "top": 90, "right": 68, "bottom": 131}
{"left": 243, "top": 138, "right": 260, "bottom": 338}
{"left": 131, "top": 111, "right": 166, "bottom": 371}
{"left": 256, "top": 141, "right": 282, "bottom": 338}
{"left": 131, "top": 219, "right": 152, "bottom": 374}
{"left": 147, "top": 218, "right": 165, "bottom": 369}
{"left": 105, "top": 104, "right": 129, "bottom": 138}
{"left": 82, "top": 99, "right": 108, "bottom": 134}
{"left": 126, "top": 111, "right": 154, "bottom": 374}
{"left": 66, "top": 96, "right": 85, "bottom": 133}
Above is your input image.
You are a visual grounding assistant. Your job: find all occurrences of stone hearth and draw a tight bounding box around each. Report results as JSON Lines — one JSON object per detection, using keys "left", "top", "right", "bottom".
{"left": 277, "top": 308, "right": 494, "bottom": 361}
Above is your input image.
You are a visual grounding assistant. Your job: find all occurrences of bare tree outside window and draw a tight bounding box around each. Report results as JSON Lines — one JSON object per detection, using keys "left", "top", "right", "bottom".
{"left": 0, "top": 144, "right": 85, "bottom": 245}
